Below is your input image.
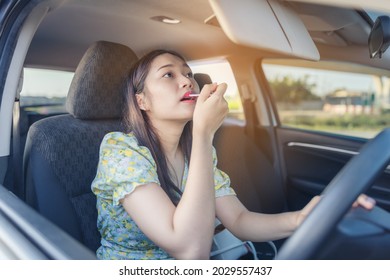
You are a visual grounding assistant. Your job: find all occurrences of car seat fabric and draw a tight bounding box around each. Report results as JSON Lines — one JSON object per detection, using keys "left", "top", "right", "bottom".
{"left": 24, "top": 41, "right": 138, "bottom": 253}
{"left": 194, "top": 73, "right": 285, "bottom": 214}
{"left": 214, "top": 119, "right": 287, "bottom": 214}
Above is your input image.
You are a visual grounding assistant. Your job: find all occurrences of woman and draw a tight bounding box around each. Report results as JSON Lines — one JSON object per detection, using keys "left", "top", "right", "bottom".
{"left": 91, "top": 49, "right": 375, "bottom": 260}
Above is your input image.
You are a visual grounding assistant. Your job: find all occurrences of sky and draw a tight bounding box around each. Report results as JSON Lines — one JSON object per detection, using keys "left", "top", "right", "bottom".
{"left": 21, "top": 68, "right": 74, "bottom": 98}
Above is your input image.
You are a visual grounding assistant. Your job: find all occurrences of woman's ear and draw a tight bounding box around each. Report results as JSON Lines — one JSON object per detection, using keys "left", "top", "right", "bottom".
{"left": 136, "top": 93, "right": 148, "bottom": 111}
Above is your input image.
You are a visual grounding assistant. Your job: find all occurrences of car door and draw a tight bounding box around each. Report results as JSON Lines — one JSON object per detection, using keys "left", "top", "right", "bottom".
{"left": 0, "top": 0, "right": 96, "bottom": 259}
{"left": 258, "top": 59, "right": 390, "bottom": 213}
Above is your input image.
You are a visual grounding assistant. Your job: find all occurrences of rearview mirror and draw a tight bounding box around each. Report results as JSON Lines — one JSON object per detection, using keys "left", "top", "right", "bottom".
{"left": 368, "top": 15, "right": 390, "bottom": 58}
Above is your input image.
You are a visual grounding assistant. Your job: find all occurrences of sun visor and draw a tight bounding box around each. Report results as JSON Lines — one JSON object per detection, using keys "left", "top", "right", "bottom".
{"left": 209, "top": 0, "right": 320, "bottom": 61}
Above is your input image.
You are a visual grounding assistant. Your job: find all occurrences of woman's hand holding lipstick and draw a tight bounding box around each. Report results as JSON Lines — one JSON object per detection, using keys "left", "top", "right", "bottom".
{"left": 192, "top": 83, "right": 228, "bottom": 138}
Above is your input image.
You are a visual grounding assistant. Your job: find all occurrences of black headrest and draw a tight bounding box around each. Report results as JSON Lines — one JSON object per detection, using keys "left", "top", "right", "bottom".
{"left": 66, "top": 41, "right": 138, "bottom": 119}
{"left": 194, "top": 73, "right": 212, "bottom": 91}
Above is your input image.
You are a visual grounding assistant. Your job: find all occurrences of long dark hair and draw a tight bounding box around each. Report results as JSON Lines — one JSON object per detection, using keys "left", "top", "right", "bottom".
{"left": 123, "top": 50, "right": 192, "bottom": 204}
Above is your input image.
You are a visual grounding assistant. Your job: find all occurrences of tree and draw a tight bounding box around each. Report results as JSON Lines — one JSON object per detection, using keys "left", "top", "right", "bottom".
{"left": 269, "top": 75, "right": 319, "bottom": 104}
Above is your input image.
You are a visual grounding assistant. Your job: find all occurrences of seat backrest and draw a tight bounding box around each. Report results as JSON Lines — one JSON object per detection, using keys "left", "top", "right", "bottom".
{"left": 194, "top": 73, "right": 286, "bottom": 214}
{"left": 214, "top": 119, "right": 287, "bottom": 214}
{"left": 23, "top": 41, "right": 138, "bottom": 252}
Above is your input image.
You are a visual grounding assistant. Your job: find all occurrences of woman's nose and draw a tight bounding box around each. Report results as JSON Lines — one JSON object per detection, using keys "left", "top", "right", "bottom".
{"left": 180, "top": 75, "right": 193, "bottom": 88}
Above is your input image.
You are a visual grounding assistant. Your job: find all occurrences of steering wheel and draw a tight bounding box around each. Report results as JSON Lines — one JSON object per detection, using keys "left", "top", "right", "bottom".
{"left": 276, "top": 128, "right": 390, "bottom": 259}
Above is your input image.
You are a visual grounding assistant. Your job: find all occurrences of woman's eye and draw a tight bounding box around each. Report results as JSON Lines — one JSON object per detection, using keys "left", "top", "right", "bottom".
{"left": 186, "top": 72, "right": 193, "bottom": 78}
{"left": 163, "top": 72, "right": 173, "bottom": 78}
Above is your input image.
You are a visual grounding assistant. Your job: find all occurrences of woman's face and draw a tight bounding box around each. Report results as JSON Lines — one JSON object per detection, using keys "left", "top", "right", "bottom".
{"left": 138, "top": 53, "right": 200, "bottom": 123}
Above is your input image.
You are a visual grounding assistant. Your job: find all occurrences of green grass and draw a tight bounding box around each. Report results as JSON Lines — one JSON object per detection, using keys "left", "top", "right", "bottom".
{"left": 280, "top": 113, "right": 390, "bottom": 138}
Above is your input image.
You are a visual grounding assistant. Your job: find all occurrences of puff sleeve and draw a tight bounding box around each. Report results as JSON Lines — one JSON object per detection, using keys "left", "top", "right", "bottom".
{"left": 91, "top": 132, "right": 159, "bottom": 205}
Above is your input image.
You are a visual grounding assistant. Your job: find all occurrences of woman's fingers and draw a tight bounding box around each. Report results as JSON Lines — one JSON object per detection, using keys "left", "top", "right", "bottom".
{"left": 197, "top": 83, "right": 227, "bottom": 101}
{"left": 297, "top": 194, "right": 375, "bottom": 228}
{"left": 352, "top": 194, "right": 376, "bottom": 209}
{"left": 301, "top": 195, "right": 321, "bottom": 216}
{"left": 197, "top": 83, "right": 218, "bottom": 102}
{"left": 212, "top": 83, "right": 227, "bottom": 97}
{"left": 193, "top": 82, "right": 228, "bottom": 137}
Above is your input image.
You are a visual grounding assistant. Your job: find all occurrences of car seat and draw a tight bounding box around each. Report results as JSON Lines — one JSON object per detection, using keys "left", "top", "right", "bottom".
{"left": 23, "top": 41, "right": 138, "bottom": 252}
{"left": 195, "top": 73, "right": 286, "bottom": 214}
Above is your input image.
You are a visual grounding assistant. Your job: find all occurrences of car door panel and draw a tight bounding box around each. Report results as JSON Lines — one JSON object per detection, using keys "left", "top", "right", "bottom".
{"left": 276, "top": 127, "right": 390, "bottom": 212}
{"left": 0, "top": 184, "right": 96, "bottom": 259}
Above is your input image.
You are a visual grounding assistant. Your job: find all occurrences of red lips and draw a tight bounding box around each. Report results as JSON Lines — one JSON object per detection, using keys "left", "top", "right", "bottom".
{"left": 180, "top": 91, "right": 198, "bottom": 101}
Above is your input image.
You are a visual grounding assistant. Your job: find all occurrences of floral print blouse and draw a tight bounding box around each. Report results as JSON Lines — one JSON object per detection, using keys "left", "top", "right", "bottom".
{"left": 91, "top": 132, "right": 236, "bottom": 260}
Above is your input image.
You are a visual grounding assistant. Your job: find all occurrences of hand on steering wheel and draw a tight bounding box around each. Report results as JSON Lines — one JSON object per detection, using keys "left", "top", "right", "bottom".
{"left": 296, "top": 194, "right": 376, "bottom": 228}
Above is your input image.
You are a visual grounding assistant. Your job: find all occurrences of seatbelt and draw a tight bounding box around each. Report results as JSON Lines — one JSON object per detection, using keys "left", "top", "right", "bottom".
{"left": 11, "top": 71, "right": 24, "bottom": 198}
{"left": 241, "top": 83, "right": 258, "bottom": 140}
{"left": 244, "top": 100, "right": 259, "bottom": 140}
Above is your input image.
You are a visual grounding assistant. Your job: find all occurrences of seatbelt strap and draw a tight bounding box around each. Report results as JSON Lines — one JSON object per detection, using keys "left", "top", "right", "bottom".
{"left": 241, "top": 83, "right": 258, "bottom": 140}
{"left": 12, "top": 97, "right": 23, "bottom": 198}
{"left": 11, "top": 70, "right": 24, "bottom": 198}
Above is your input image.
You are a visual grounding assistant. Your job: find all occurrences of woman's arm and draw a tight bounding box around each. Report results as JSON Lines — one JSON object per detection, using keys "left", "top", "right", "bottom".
{"left": 215, "top": 195, "right": 299, "bottom": 242}
{"left": 121, "top": 128, "right": 216, "bottom": 260}
{"left": 120, "top": 136, "right": 215, "bottom": 260}
{"left": 216, "top": 194, "right": 375, "bottom": 242}
{"left": 121, "top": 83, "right": 228, "bottom": 259}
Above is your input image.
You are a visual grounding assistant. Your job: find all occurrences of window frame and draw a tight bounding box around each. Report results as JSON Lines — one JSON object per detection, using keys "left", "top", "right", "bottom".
{"left": 259, "top": 58, "right": 390, "bottom": 139}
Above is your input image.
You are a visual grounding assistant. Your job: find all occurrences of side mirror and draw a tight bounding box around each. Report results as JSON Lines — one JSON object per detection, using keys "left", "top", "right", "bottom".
{"left": 368, "top": 15, "right": 390, "bottom": 58}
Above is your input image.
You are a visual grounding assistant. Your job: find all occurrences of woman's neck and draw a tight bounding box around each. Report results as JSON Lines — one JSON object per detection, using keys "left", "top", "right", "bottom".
{"left": 152, "top": 119, "right": 186, "bottom": 159}
{"left": 152, "top": 120, "right": 187, "bottom": 188}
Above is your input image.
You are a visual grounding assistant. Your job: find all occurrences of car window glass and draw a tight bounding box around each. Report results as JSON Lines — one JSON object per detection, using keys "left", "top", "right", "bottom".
{"left": 20, "top": 68, "right": 74, "bottom": 114}
{"left": 262, "top": 59, "right": 390, "bottom": 138}
{"left": 189, "top": 59, "right": 244, "bottom": 121}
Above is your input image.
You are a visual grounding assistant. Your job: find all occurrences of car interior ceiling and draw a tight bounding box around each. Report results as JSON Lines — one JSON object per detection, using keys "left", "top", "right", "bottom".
{"left": 23, "top": 0, "right": 379, "bottom": 70}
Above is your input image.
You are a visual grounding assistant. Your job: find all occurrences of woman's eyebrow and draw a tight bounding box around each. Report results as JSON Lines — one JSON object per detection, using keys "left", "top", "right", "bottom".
{"left": 157, "top": 64, "right": 174, "bottom": 72}
{"left": 157, "top": 63, "right": 190, "bottom": 72}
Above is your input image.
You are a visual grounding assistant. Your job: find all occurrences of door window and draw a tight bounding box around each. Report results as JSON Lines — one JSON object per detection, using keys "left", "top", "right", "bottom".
{"left": 20, "top": 68, "right": 74, "bottom": 114}
{"left": 262, "top": 59, "right": 390, "bottom": 138}
{"left": 189, "top": 59, "right": 244, "bottom": 121}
